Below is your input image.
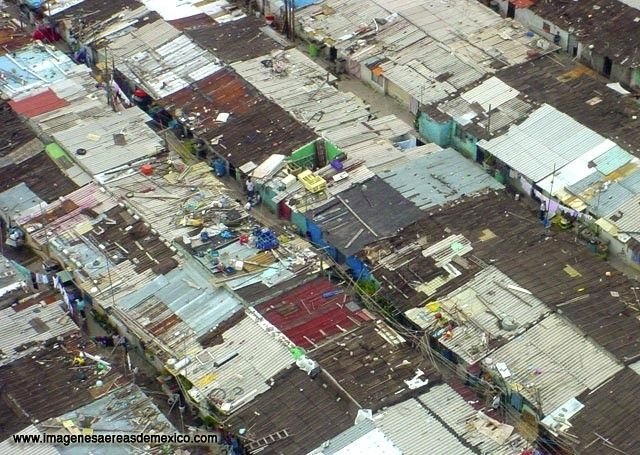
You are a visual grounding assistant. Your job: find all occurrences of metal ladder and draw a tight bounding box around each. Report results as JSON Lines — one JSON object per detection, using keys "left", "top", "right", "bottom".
{"left": 246, "top": 429, "right": 290, "bottom": 452}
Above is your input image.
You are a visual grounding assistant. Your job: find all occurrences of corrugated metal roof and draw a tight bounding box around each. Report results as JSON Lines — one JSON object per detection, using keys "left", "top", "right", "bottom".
{"left": 317, "top": 427, "right": 402, "bottom": 455}
{"left": 417, "top": 384, "right": 528, "bottom": 454}
{"left": 35, "top": 384, "right": 176, "bottom": 455}
{"left": 479, "top": 104, "right": 612, "bottom": 183}
{"left": 604, "top": 193, "right": 640, "bottom": 234}
{"left": 0, "top": 426, "right": 57, "bottom": 455}
{"left": 104, "top": 161, "right": 243, "bottom": 241}
{"left": 231, "top": 49, "right": 371, "bottom": 133}
{"left": 140, "top": 0, "right": 242, "bottom": 21}
{"left": 0, "top": 300, "right": 78, "bottom": 367}
{"left": 118, "top": 260, "right": 241, "bottom": 341}
{"left": 436, "top": 266, "right": 551, "bottom": 364}
{"left": 184, "top": 309, "right": 294, "bottom": 414}
{"left": 255, "top": 277, "right": 360, "bottom": 348}
{"left": 309, "top": 420, "right": 379, "bottom": 455}
{"left": 298, "top": 0, "right": 550, "bottom": 107}
{"left": 9, "top": 89, "right": 70, "bottom": 118}
{"left": 460, "top": 77, "right": 519, "bottom": 111}
{"left": 536, "top": 140, "right": 617, "bottom": 195}
{"left": 180, "top": 15, "right": 287, "bottom": 64}
{"left": 593, "top": 145, "right": 633, "bottom": 175}
{"left": 379, "top": 148, "right": 503, "bottom": 210}
{"left": 51, "top": 106, "right": 163, "bottom": 175}
{"left": 108, "top": 22, "right": 223, "bottom": 99}
{"left": 159, "top": 68, "right": 317, "bottom": 168}
{"left": 487, "top": 313, "right": 623, "bottom": 416}
{"left": 374, "top": 399, "right": 476, "bottom": 455}
{"left": 0, "top": 183, "right": 43, "bottom": 220}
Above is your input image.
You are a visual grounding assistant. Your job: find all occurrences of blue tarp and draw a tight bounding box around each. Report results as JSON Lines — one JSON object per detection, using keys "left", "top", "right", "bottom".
{"left": 25, "top": 0, "right": 45, "bottom": 8}
{"left": 294, "top": 0, "right": 319, "bottom": 9}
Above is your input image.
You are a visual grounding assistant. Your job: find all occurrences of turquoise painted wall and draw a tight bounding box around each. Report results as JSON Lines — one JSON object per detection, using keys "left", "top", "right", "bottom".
{"left": 261, "top": 185, "right": 278, "bottom": 213}
{"left": 291, "top": 211, "right": 307, "bottom": 235}
{"left": 417, "top": 113, "right": 452, "bottom": 147}
{"left": 451, "top": 124, "right": 479, "bottom": 161}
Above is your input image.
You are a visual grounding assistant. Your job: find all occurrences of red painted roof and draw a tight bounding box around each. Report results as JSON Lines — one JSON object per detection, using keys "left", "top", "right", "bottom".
{"left": 9, "top": 89, "right": 69, "bottom": 117}
{"left": 512, "top": 0, "right": 534, "bottom": 8}
{"left": 256, "top": 278, "right": 366, "bottom": 348}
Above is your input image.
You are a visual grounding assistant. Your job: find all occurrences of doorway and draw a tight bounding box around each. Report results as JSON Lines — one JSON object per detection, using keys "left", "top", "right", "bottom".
{"left": 603, "top": 56, "right": 613, "bottom": 78}
{"left": 507, "top": 2, "right": 516, "bottom": 19}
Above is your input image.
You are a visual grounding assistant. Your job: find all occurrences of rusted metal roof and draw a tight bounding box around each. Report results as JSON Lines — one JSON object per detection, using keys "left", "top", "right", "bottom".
{"left": 497, "top": 54, "right": 640, "bottom": 156}
{"left": 0, "top": 152, "right": 78, "bottom": 203}
{"left": 528, "top": 0, "right": 640, "bottom": 67}
{"left": 0, "top": 26, "right": 31, "bottom": 54}
{"left": 256, "top": 277, "right": 367, "bottom": 348}
{"left": 160, "top": 68, "right": 317, "bottom": 168}
{"left": 168, "top": 13, "right": 216, "bottom": 31}
{"left": 569, "top": 368, "right": 640, "bottom": 454}
{"left": 9, "top": 89, "right": 69, "bottom": 118}
{"left": 0, "top": 102, "right": 37, "bottom": 157}
{"left": 227, "top": 367, "right": 357, "bottom": 454}
{"left": 313, "top": 321, "right": 441, "bottom": 410}
{"left": 379, "top": 191, "right": 640, "bottom": 363}
{"left": 0, "top": 333, "right": 128, "bottom": 441}
{"left": 180, "top": 15, "right": 288, "bottom": 63}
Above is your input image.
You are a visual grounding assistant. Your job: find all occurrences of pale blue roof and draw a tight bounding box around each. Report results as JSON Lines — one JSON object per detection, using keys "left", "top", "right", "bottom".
{"left": 0, "top": 44, "right": 79, "bottom": 96}
{"left": 567, "top": 172, "right": 602, "bottom": 195}
{"left": 379, "top": 148, "right": 503, "bottom": 210}
{"left": 0, "top": 183, "right": 43, "bottom": 218}
{"left": 619, "top": 169, "right": 640, "bottom": 194}
{"left": 593, "top": 146, "right": 632, "bottom": 175}
{"left": 588, "top": 182, "right": 634, "bottom": 217}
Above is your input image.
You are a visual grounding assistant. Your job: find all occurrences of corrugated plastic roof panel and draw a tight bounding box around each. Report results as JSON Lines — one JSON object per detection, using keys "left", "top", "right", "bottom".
{"left": 619, "top": 168, "right": 640, "bottom": 194}
{"left": 0, "top": 44, "right": 85, "bottom": 97}
{"left": 536, "top": 140, "right": 616, "bottom": 195}
{"left": 590, "top": 182, "right": 634, "bottom": 218}
{"left": 487, "top": 313, "right": 623, "bottom": 416}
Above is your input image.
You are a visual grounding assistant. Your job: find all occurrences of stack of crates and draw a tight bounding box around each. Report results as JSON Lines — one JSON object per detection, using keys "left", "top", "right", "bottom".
{"left": 297, "top": 170, "right": 327, "bottom": 194}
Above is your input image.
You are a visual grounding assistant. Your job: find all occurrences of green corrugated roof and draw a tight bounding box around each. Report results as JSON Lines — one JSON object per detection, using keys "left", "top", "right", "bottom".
{"left": 45, "top": 143, "right": 68, "bottom": 160}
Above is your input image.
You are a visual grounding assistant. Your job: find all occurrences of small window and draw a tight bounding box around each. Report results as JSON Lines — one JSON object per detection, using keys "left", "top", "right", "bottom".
{"left": 371, "top": 72, "right": 383, "bottom": 86}
{"left": 542, "top": 22, "right": 551, "bottom": 33}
